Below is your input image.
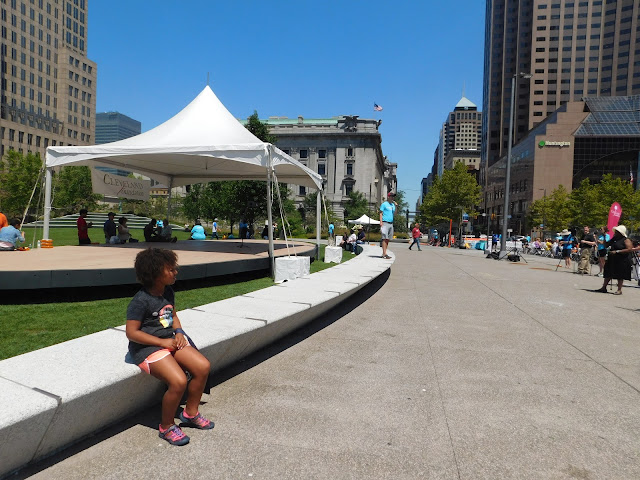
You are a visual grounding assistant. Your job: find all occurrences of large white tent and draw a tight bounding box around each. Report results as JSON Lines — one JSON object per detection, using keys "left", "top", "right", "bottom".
{"left": 43, "top": 86, "right": 323, "bottom": 271}
{"left": 347, "top": 214, "right": 380, "bottom": 225}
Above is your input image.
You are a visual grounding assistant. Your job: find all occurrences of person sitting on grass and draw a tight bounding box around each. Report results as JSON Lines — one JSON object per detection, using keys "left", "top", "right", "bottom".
{"left": 0, "top": 218, "right": 25, "bottom": 251}
{"left": 189, "top": 219, "right": 206, "bottom": 240}
{"left": 126, "top": 248, "right": 214, "bottom": 446}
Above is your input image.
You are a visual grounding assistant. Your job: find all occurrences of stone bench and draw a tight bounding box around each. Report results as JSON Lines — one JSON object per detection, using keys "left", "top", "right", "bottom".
{"left": 0, "top": 245, "right": 393, "bottom": 477}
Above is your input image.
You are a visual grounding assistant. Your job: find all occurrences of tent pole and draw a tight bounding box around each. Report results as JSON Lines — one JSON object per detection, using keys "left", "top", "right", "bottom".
{"left": 316, "top": 189, "right": 321, "bottom": 256}
{"left": 43, "top": 166, "right": 53, "bottom": 239}
{"left": 167, "top": 176, "right": 173, "bottom": 221}
{"left": 266, "top": 147, "right": 275, "bottom": 278}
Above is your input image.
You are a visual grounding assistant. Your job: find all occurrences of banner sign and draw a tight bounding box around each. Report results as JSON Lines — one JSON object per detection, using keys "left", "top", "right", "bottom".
{"left": 91, "top": 169, "right": 150, "bottom": 201}
{"left": 607, "top": 202, "right": 622, "bottom": 236}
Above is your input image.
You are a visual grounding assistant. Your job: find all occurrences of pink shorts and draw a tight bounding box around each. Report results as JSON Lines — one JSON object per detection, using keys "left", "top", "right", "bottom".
{"left": 138, "top": 348, "right": 173, "bottom": 374}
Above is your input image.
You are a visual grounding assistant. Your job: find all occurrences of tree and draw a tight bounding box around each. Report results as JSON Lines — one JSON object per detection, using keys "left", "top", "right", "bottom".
{"left": 52, "top": 166, "right": 100, "bottom": 215}
{"left": 392, "top": 190, "right": 409, "bottom": 233}
{"left": 419, "top": 162, "right": 482, "bottom": 227}
{"left": 0, "top": 150, "right": 44, "bottom": 218}
{"left": 568, "top": 178, "right": 601, "bottom": 227}
{"left": 527, "top": 184, "right": 572, "bottom": 233}
{"left": 594, "top": 174, "right": 640, "bottom": 231}
{"left": 245, "top": 110, "right": 277, "bottom": 144}
{"left": 343, "top": 191, "right": 369, "bottom": 221}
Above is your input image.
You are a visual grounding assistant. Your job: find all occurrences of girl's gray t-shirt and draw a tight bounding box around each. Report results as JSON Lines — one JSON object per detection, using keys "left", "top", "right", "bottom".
{"left": 126, "top": 286, "right": 175, "bottom": 365}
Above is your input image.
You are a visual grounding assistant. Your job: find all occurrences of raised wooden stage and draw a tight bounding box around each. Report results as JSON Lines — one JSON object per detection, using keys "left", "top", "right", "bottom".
{"left": 0, "top": 239, "right": 316, "bottom": 290}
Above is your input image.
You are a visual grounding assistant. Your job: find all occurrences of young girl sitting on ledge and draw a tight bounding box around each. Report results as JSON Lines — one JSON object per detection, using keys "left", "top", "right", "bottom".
{"left": 126, "top": 248, "right": 214, "bottom": 446}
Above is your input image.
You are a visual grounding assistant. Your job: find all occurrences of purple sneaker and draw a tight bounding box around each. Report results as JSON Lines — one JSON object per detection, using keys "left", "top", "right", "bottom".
{"left": 158, "top": 424, "right": 190, "bottom": 446}
{"left": 179, "top": 411, "right": 215, "bottom": 430}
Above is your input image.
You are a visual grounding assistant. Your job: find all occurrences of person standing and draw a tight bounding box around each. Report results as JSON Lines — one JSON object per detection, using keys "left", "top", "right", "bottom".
{"left": 594, "top": 225, "right": 633, "bottom": 295}
{"left": 211, "top": 218, "right": 219, "bottom": 239}
{"left": 577, "top": 225, "right": 596, "bottom": 274}
{"left": 559, "top": 228, "right": 574, "bottom": 269}
{"left": 409, "top": 222, "right": 422, "bottom": 251}
{"left": 77, "top": 208, "right": 93, "bottom": 245}
{"left": 379, "top": 192, "right": 397, "bottom": 259}
{"left": 595, "top": 226, "right": 610, "bottom": 277}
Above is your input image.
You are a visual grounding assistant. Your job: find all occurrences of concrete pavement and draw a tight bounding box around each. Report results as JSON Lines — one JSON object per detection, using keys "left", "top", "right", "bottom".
{"left": 13, "top": 245, "right": 640, "bottom": 479}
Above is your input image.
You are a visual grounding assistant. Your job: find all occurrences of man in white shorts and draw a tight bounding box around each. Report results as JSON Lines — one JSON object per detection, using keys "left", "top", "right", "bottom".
{"left": 379, "top": 192, "right": 397, "bottom": 259}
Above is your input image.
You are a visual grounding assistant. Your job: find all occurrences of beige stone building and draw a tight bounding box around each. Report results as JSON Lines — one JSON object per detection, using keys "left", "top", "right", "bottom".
{"left": 259, "top": 115, "right": 397, "bottom": 221}
{"left": 0, "top": 0, "right": 96, "bottom": 159}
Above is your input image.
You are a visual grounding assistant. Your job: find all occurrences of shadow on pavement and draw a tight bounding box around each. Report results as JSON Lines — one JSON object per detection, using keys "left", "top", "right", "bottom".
{"left": 11, "top": 269, "right": 390, "bottom": 479}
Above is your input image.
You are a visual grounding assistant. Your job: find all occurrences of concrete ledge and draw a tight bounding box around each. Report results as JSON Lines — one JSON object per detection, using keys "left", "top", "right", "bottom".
{"left": 0, "top": 244, "right": 393, "bottom": 478}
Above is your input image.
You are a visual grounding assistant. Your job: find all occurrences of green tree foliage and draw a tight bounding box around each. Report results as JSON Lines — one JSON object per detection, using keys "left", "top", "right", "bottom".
{"left": 527, "top": 184, "right": 572, "bottom": 233}
{"left": 245, "top": 110, "right": 277, "bottom": 144}
{"left": 0, "top": 150, "right": 43, "bottom": 218}
{"left": 419, "top": 162, "right": 482, "bottom": 226}
{"left": 53, "top": 166, "right": 100, "bottom": 215}
{"left": 392, "top": 189, "right": 409, "bottom": 233}
{"left": 343, "top": 191, "right": 369, "bottom": 221}
{"left": 527, "top": 175, "right": 640, "bottom": 233}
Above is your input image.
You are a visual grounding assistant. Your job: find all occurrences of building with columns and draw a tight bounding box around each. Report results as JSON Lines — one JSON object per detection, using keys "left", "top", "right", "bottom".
{"left": 260, "top": 115, "right": 397, "bottom": 220}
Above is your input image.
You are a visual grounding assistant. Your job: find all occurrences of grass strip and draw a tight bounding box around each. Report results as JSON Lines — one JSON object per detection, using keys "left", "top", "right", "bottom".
{"left": 1, "top": 244, "right": 353, "bottom": 360}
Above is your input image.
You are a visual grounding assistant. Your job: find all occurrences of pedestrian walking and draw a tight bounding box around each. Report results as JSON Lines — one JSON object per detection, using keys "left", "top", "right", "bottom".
{"left": 379, "top": 192, "right": 397, "bottom": 259}
{"left": 409, "top": 222, "right": 422, "bottom": 251}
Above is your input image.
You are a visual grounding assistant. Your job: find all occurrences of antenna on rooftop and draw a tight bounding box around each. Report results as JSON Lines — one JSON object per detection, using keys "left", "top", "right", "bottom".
{"left": 207, "top": 72, "right": 210, "bottom": 86}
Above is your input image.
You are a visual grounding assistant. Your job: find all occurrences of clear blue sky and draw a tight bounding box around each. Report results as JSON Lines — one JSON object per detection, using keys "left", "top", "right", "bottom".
{"left": 88, "top": 1, "right": 486, "bottom": 208}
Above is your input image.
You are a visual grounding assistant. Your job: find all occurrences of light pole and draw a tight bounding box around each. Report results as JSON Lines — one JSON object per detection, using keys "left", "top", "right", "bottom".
{"left": 539, "top": 188, "right": 546, "bottom": 239}
{"left": 500, "top": 72, "right": 532, "bottom": 255}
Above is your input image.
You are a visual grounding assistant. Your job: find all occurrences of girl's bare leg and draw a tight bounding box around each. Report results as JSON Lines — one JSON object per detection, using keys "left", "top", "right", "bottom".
{"left": 173, "top": 346, "right": 211, "bottom": 416}
{"left": 148, "top": 355, "right": 188, "bottom": 429}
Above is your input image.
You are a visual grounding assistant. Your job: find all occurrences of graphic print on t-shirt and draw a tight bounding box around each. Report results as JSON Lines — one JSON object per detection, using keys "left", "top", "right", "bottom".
{"left": 158, "top": 304, "right": 174, "bottom": 328}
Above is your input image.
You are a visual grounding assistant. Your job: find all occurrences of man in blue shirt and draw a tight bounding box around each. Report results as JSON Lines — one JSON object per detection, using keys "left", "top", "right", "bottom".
{"left": 0, "top": 218, "right": 25, "bottom": 250}
{"left": 379, "top": 192, "right": 397, "bottom": 259}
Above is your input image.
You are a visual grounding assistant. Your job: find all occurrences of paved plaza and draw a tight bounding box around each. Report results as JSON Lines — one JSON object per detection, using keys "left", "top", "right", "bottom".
{"left": 14, "top": 245, "right": 640, "bottom": 479}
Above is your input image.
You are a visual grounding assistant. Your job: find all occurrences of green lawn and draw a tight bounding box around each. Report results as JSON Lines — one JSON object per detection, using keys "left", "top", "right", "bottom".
{"left": 1, "top": 244, "right": 352, "bottom": 360}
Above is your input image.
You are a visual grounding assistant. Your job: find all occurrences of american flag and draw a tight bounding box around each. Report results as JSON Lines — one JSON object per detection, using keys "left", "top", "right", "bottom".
{"left": 374, "top": 103, "right": 383, "bottom": 111}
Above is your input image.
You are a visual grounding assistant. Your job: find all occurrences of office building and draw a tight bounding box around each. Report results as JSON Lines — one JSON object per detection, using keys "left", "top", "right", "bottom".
{"left": 485, "top": 94, "right": 640, "bottom": 236}
{"left": 482, "top": 0, "right": 640, "bottom": 170}
{"left": 259, "top": 115, "right": 396, "bottom": 220}
{"left": 438, "top": 96, "right": 482, "bottom": 174}
{"left": 0, "top": 0, "right": 97, "bottom": 159}
{"left": 95, "top": 111, "right": 140, "bottom": 144}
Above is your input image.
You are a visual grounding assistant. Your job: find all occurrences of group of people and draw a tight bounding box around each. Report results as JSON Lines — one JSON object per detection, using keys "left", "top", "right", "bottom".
{"left": 337, "top": 224, "right": 366, "bottom": 254}
{"left": 543, "top": 224, "right": 637, "bottom": 295}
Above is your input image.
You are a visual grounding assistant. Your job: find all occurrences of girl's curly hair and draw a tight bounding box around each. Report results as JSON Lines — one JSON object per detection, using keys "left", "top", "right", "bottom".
{"left": 134, "top": 248, "right": 178, "bottom": 288}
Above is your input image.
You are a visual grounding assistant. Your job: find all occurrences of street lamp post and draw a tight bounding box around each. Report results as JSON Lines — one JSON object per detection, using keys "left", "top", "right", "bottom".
{"left": 500, "top": 72, "right": 532, "bottom": 255}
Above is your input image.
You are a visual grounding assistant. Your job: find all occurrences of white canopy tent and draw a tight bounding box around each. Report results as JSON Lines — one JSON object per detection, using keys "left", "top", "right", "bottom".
{"left": 347, "top": 214, "right": 380, "bottom": 226}
{"left": 43, "top": 86, "right": 323, "bottom": 273}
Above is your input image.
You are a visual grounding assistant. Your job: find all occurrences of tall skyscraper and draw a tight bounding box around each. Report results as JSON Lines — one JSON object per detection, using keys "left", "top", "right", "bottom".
{"left": 439, "top": 96, "right": 482, "bottom": 172}
{"left": 0, "top": 0, "right": 96, "bottom": 159}
{"left": 95, "top": 112, "right": 141, "bottom": 144}
{"left": 482, "top": 0, "right": 640, "bottom": 168}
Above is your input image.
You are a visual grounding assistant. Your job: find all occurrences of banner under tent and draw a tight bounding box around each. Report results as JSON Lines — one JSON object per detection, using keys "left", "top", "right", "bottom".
{"left": 43, "top": 85, "right": 323, "bottom": 275}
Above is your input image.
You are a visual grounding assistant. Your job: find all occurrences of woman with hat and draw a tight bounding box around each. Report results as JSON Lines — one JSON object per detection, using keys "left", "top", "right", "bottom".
{"left": 559, "top": 228, "right": 575, "bottom": 269}
{"left": 594, "top": 225, "right": 633, "bottom": 294}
